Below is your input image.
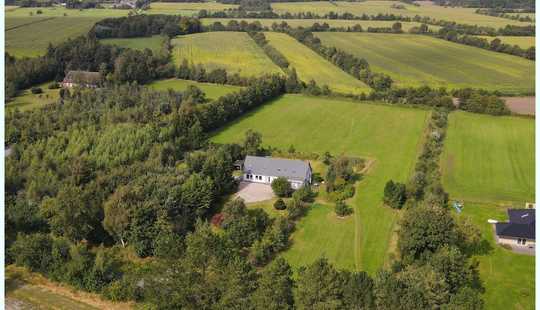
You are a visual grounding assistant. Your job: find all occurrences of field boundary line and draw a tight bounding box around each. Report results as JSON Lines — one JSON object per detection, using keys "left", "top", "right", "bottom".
{"left": 6, "top": 17, "right": 57, "bottom": 31}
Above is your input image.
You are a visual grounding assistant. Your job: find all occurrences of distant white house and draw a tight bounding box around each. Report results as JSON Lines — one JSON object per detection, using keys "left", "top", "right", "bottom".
{"left": 242, "top": 155, "right": 312, "bottom": 189}
{"left": 62, "top": 71, "right": 102, "bottom": 88}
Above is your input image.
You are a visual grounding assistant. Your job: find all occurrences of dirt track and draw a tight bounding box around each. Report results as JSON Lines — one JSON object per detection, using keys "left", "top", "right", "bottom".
{"left": 502, "top": 97, "right": 535, "bottom": 115}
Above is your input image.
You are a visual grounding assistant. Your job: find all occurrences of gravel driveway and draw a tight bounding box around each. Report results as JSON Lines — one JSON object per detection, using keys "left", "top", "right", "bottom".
{"left": 235, "top": 182, "right": 274, "bottom": 203}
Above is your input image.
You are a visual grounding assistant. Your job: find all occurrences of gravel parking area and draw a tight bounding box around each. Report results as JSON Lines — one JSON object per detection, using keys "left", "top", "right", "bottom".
{"left": 235, "top": 182, "right": 274, "bottom": 203}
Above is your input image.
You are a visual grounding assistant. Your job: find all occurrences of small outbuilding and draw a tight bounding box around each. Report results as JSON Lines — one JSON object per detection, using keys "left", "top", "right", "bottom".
{"left": 495, "top": 209, "right": 535, "bottom": 248}
{"left": 242, "top": 155, "right": 311, "bottom": 189}
{"left": 62, "top": 71, "right": 102, "bottom": 88}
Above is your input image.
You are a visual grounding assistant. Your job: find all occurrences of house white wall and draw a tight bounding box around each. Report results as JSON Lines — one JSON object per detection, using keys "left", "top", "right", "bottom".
{"left": 497, "top": 235, "right": 535, "bottom": 247}
{"left": 243, "top": 173, "right": 306, "bottom": 189}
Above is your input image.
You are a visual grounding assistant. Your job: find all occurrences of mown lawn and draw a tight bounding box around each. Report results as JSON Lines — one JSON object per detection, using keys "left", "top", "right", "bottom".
{"left": 171, "top": 32, "right": 283, "bottom": 77}
{"left": 100, "top": 35, "right": 165, "bottom": 54}
{"left": 6, "top": 16, "right": 101, "bottom": 57}
{"left": 456, "top": 203, "right": 534, "bottom": 310}
{"left": 271, "top": 0, "right": 533, "bottom": 28}
{"left": 6, "top": 82, "right": 60, "bottom": 112}
{"left": 264, "top": 32, "right": 372, "bottom": 95}
{"left": 212, "top": 94, "right": 430, "bottom": 273}
{"left": 148, "top": 79, "right": 242, "bottom": 100}
{"left": 316, "top": 32, "right": 535, "bottom": 94}
{"left": 442, "top": 111, "right": 534, "bottom": 204}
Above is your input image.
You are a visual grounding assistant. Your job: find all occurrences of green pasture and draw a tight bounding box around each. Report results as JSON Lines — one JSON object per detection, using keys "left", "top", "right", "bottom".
{"left": 172, "top": 32, "right": 282, "bottom": 77}
{"left": 477, "top": 35, "right": 535, "bottom": 48}
{"left": 5, "top": 6, "right": 126, "bottom": 18}
{"left": 6, "top": 16, "right": 100, "bottom": 57}
{"left": 201, "top": 18, "right": 440, "bottom": 31}
{"left": 6, "top": 82, "right": 60, "bottom": 112}
{"left": 442, "top": 111, "right": 534, "bottom": 204}
{"left": 271, "top": 1, "right": 533, "bottom": 28}
{"left": 148, "top": 79, "right": 242, "bottom": 100}
{"left": 149, "top": 2, "right": 238, "bottom": 15}
{"left": 316, "top": 32, "right": 535, "bottom": 94}
{"left": 212, "top": 94, "right": 430, "bottom": 273}
{"left": 264, "top": 32, "right": 371, "bottom": 94}
{"left": 101, "top": 35, "right": 165, "bottom": 54}
{"left": 457, "top": 203, "right": 534, "bottom": 310}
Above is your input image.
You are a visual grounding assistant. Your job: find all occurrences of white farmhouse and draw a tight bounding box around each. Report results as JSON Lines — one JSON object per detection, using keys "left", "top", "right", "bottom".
{"left": 242, "top": 155, "right": 312, "bottom": 189}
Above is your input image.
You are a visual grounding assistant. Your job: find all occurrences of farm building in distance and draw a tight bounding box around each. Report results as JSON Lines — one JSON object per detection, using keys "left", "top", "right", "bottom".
{"left": 241, "top": 155, "right": 312, "bottom": 189}
{"left": 62, "top": 71, "right": 102, "bottom": 88}
{"left": 495, "top": 209, "right": 535, "bottom": 249}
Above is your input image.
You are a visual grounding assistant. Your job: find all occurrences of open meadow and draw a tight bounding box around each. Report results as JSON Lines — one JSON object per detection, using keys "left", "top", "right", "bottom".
{"left": 441, "top": 111, "right": 534, "bottom": 204}
{"left": 457, "top": 203, "right": 534, "bottom": 310}
{"left": 212, "top": 94, "right": 430, "bottom": 273}
{"left": 264, "top": 32, "right": 372, "bottom": 94}
{"left": 172, "top": 32, "right": 283, "bottom": 77}
{"left": 6, "top": 16, "right": 100, "bottom": 57}
{"left": 148, "top": 2, "right": 238, "bottom": 15}
{"left": 100, "top": 35, "right": 165, "bottom": 54}
{"left": 316, "top": 32, "right": 535, "bottom": 94}
{"left": 148, "top": 79, "right": 242, "bottom": 100}
{"left": 271, "top": 0, "right": 533, "bottom": 28}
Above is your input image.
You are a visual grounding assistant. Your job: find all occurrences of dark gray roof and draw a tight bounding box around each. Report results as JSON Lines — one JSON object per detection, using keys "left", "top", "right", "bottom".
{"left": 63, "top": 71, "right": 102, "bottom": 85}
{"left": 495, "top": 209, "right": 535, "bottom": 240}
{"left": 243, "top": 155, "right": 311, "bottom": 182}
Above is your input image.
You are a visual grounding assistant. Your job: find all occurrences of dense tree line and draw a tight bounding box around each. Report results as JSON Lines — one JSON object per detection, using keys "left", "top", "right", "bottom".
{"left": 248, "top": 31, "right": 290, "bottom": 69}
{"left": 283, "top": 27, "right": 393, "bottom": 91}
{"left": 454, "top": 88, "right": 510, "bottom": 115}
{"left": 439, "top": 29, "right": 534, "bottom": 59}
{"left": 433, "top": 0, "right": 533, "bottom": 9}
{"left": 92, "top": 14, "right": 202, "bottom": 38}
{"left": 475, "top": 8, "right": 534, "bottom": 22}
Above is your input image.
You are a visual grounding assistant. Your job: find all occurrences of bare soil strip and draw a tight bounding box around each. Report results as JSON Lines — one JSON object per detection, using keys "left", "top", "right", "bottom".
{"left": 503, "top": 96, "right": 535, "bottom": 115}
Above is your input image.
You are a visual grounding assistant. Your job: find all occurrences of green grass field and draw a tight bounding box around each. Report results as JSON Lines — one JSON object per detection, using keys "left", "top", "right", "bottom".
{"left": 457, "top": 203, "right": 534, "bottom": 310}
{"left": 149, "top": 2, "right": 238, "bottom": 15}
{"left": 201, "top": 18, "right": 440, "bottom": 31}
{"left": 477, "top": 36, "right": 535, "bottom": 48}
{"left": 148, "top": 79, "right": 242, "bottom": 100}
{"left": 264, "top": 32, "right": 371, "bottom": 94}
{"left": 212, "top": 94, "right": 430, "bottom": 273}
{"left": 6, "top": 82, "right": 60, "bottom": 112}
{"left": 172, "top": 32, "right": 283, "bottom": 77}
{"left": 442, "top": 111, "right": 534, "bottom": 204}
{"left": 6, "top": 16, "right": 100, "bottom": 57}
{"left": 271, "top": 1, "right": 533, "bottom": 28}
{"left": 100, "top": 35, "right": 165, "bottom": 54}
{"left": 316, "top": 32, "right": 535, "bottom": 94}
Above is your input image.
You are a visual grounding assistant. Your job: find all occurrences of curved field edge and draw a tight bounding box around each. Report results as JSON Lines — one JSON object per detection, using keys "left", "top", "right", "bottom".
{"left": 211, "top": 94, "right": 430, "bottom": 273}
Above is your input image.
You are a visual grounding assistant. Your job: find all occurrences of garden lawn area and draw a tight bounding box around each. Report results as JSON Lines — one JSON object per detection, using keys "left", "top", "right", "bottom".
{"left": 212, "top": 94, "right": 430, "bottom": 273}
{"left": 476, "top": 36, "right": 535, "bottom": 48}
{"left": 148, "top": 79, "right": 242, "bottom": 100}
{"left": 264, "top": 32, "right": 371, "bottom": 95}
{"left": 457, "top": 203, "right": 534, "bottom": 310}
{"left": 442, "top": 111, "right": 534, "bottom": 204}
{"left": 100, "top": 35, "right": 165, "bottom": 54}
{"left": 201, "top": 18, "right": 440, "bottom": 31}
{"left": 6, "top": 82, "right": 60, "bottom": 112}
{"left": 271, "top": 1, "right": 532, "bottom": 28}
{"left": 316, "top": 32, "right": 535, "bottom": 94}
{"left": 6, "top": 16, "right": 101, "bottom": 57}
{"left": 172, "top": 32, "right": 283, "bottom": 77}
